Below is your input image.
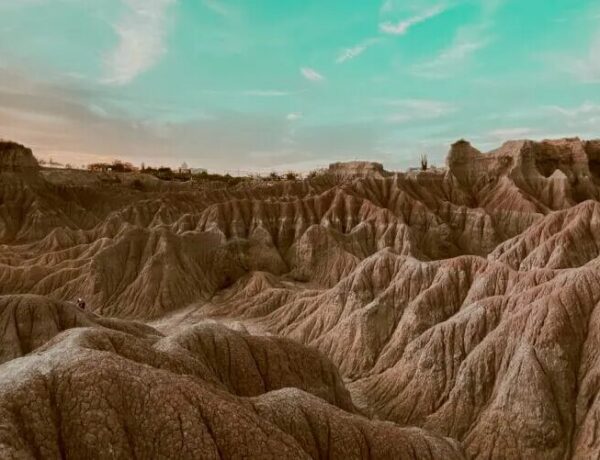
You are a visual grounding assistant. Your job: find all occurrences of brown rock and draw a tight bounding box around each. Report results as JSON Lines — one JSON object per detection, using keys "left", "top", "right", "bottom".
{"left": 1, "top": 137, "right": 600, "bottom": 458}
{"left": 0, "top": 141, "right": 39, "bottom": 173}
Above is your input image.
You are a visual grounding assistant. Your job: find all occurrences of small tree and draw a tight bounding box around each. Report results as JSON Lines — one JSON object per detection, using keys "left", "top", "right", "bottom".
{"left": 156, "top": 167, "right": 174, "bottom": 180}
{"left": 111, "top": 160, "right": 134, "bottom": 173}
{"left": 420, "top": 154, "right": 428, "bottom": 171}
{"left": 285, "top": 171, "right": 298, "bottom": 181}
{"left": 307, "top": 169, "right": 319, "bottom": 180}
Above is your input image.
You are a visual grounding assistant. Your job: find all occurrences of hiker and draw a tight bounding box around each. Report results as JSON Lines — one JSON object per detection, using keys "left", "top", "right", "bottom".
{"left": 76, "top": 298, "right": 86, "bottom": 310}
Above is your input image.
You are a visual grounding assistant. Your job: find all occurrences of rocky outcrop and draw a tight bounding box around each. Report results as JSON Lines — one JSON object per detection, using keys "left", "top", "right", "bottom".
{"left": 0, "top": 141, "right": 40, "bottom": 173}
{"left": 0, "top": 294, "right": 157, "bottom": 364}
{"left": 0, "top": 301, "right": 463, "bottom": 459}
{"left": 328, "top": 161, "right": 387, "bottom": 178}
{"left": 447, "top": 137, "right": 600, "bottom": 209}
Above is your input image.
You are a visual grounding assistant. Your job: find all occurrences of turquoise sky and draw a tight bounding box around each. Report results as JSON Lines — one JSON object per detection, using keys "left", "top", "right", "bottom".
{"left": 0, "top": 0, "right": 599, "bottom": 172}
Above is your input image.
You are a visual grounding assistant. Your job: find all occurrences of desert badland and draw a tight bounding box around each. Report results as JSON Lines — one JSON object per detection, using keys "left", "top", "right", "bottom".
{"left": 3, "top": 138, "right": 600, "bottom": 459}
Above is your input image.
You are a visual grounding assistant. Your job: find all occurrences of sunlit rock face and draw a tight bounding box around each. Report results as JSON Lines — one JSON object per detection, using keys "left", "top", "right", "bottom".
{"left": 2, "top": 137, "right": 600, "bottom": 459}
{"left": 328, "top": 161, "right": 388, "bottom": 178}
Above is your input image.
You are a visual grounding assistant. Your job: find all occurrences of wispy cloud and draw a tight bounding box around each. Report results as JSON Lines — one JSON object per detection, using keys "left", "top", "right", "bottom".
{"left": 201, "top": 89, "right": 294, "bottom": 98}
{"left": 202, "top": 0, "right": 237, "bottom": 19}
{"left": 545, "top": 101, "right": 600, "bottom": 117}
{"left": 410, "top": 0, "right": 504, "bottom": 80}
{"left": 379, "top": 5, "right": 446, "bottom": 35}
{"left": 380, "top": 0, "right": 394, "bottom": 14}
{"left": 103, "top": 0, "right": 175, "bottom": 86}
{"left": 488, "top": 127, "right": 534, "bottom": 140}
{"left": 544, "top": 102, "right": 600, "bottom": 128}
{"left": 572, "top": 34, "right": 600, "bottom": 83}
{"left": 383, "top": 99, "right": 457, "bottom": 123}
{"left": 336, "top": 38, "right": 381, "bottom": 64}
{"left": 301, "top": 67, "right": 325, "bottom": 82}
{"left": 481, "top": 102, "right": 600, "bottom": 144}
{"left": 286, "top": 112, "right": 303, "bottom": 121}
{"left": 243, "top": 90, "right": 290, "bottom": 97}
{"left": 337, "top": 44, "right": 368, "bottom": 63}
{"left": 412, "top": 34, "right": 490, "bottom": 78}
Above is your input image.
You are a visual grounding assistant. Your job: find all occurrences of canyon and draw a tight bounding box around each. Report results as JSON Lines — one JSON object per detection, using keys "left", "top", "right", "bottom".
{"left": 2, "top": 137, "right": 600, "bottom": 459}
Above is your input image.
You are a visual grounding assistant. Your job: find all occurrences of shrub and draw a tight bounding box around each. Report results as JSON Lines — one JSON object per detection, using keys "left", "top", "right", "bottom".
{"left": 111, "top": 160, "right": 135, "bottom": 173}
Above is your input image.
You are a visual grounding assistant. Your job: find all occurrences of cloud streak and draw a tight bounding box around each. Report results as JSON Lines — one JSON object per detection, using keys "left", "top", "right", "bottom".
{"left": 383, "top": 99, "right": 457, "bottom": 123}
{"left": 336, "top": 38, "right": 381, "bottom": 64}
{"left": 379, "top": 5, "right": 446, "bottom": 35}
{"left": 543, "top": 102, "right": 600, "bottom": 129}
{"left": 286, "top": 112, "right": 303, "bottom": 121}
{"left": 410, "top": 1, "right": 503, "bottom": 79}
{"left": 380, "top": 0, "right": 394, "bottom": 14}
{"left": 202, "top": 0, "right": 240, "bottom": 19}
{"left": 412, "top": 35, "right": 490, "bottom": 78}
{"left": 573, "top": 34, "right": 600, "bottom": 83}
{"left": 488, "top": 127, "right": 533, "bottom": 140}
{"left": 243, "top": 90, "right": 290, "bottom": 97}
{"left": 301, "top": 67, "right": 325, "bottom": 82}
{"left": 337, "top": 44, "right": 368, "bottom": 63}
{"left": 103, "top": 0, "right": 175, "bottom": 86}
{"left": 546, "top": 101, "right": 600, "bottom": 117}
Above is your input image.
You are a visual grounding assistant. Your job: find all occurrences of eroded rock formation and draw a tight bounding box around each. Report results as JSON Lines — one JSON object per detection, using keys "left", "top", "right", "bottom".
{"left": 1, "top": 137, "right": 600, "bottom": 458}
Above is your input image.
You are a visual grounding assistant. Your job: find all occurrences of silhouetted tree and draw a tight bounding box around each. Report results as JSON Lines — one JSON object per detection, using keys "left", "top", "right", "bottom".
{"left": 111, "top": 160, "right": 134, "bottom": 173}
{"left": 420, "top": 154, "right": 428, "bottom": 171}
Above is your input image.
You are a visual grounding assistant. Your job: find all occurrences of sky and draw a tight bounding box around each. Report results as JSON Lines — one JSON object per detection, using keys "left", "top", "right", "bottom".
{"left": 0, "top": 0, "right": 599, "bottom": 173}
